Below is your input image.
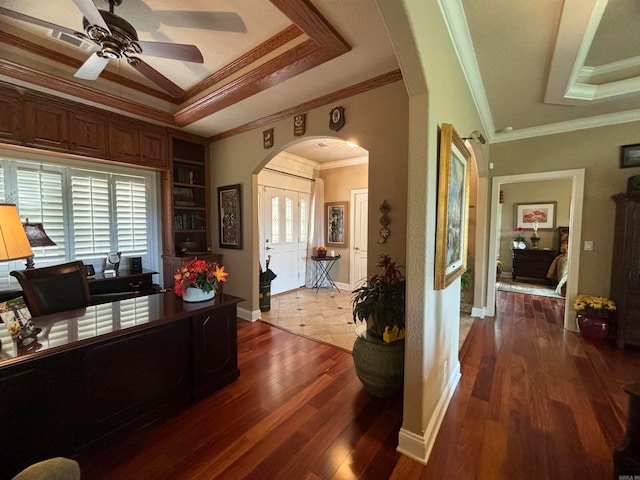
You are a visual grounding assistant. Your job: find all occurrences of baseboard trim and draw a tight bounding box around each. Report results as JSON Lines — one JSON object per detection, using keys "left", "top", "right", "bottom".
{"left": 471, "top": 306, "right": 486, "bottom": 318}
{"left": 238, "top": 307, "right": 260, "bottom": 322}
{"left": 397, "top": 363, "right": 461, "bottom": 464}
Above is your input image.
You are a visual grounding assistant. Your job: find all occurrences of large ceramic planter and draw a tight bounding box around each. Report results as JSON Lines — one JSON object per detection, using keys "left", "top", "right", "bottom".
{"left": 352, "top": 330, "right": 404, "bottom": 398}
{"left": 577, "top": 314, "right": 610, "bottom": 343}
{"left": 183, "top": 287, "right": 215, "bottom": 303}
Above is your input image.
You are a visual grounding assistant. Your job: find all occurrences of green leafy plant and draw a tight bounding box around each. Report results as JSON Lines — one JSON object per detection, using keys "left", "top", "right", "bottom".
{"left": 352, "top": 254, "right": 405, "bottom": 341}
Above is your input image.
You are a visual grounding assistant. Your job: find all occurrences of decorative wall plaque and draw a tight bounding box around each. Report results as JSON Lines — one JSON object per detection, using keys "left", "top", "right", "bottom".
{"left": 293, "top": 114, "right": 306, "bottom": 136}
{"left": 329, "top": 106, "right": 345, "bottom": 131}
{"left": 263, "top": 128, "right": 273, "bottom": 149}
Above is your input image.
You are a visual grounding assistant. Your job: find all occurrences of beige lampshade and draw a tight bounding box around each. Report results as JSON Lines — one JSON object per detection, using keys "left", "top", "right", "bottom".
{"left": 0, "top": 204, "right": 34, "bottom": 261}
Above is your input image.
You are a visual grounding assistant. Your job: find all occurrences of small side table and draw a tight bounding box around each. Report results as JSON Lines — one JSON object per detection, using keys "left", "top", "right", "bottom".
{"left": 311, "top": 255, "right": 341, "bottom": 293}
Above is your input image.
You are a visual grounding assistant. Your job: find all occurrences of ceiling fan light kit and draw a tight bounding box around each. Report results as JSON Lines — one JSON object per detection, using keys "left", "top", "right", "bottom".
{"left": 3, "top": 0, "right": 205, "bottom": 98}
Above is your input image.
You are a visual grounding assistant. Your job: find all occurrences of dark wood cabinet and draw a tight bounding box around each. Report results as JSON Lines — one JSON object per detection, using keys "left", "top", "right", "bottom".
{"left": 192, "top": 306, "right": 239, "bottom": 400}
{"left": 69, "top": 110, "right": 108, "bottom": 158}
{"left": 610, "top": 192, "right": 640, "bottom": 349}
{"left": 24, "top": 100, "right": 70, "bottom": 151}
{"left": 88, "top": 270, "right": 157, "bottom": 295}
{"left": 108, "top": 121, "right": 140, "bottom": 164}
{"left": 0, "top": 86, "right": 22, "bottom": 144}
{"left": 0, "top": 293, "right": 241, "bottom": 478}
{"left": 511, "top": 248, "right": 556, "bottom": 282}
{"left": 140, "top": 128, "right": 168, "bottom": 169}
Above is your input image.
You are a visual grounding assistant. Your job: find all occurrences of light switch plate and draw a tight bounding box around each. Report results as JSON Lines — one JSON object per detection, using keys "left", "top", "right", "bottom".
{"left": 584, "top": 240, "right": 593, "bottom": 251}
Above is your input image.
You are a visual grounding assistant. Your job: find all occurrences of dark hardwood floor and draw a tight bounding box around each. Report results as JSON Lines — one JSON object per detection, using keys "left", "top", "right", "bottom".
{"left": 81, "top": 291, "right": 640, "bottom": 479}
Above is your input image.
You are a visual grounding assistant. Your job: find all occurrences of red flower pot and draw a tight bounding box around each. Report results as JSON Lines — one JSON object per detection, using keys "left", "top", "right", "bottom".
{"left": 577, "top": 314, "right": 610, "bottom": 343}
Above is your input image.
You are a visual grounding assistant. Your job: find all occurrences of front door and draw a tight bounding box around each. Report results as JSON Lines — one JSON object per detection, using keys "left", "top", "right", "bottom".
{"left": 259, "top": 186, "right": 308, "bottom": 295}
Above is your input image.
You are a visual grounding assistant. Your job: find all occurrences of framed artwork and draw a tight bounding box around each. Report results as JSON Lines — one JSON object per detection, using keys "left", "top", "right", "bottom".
{"left": 620, "top": 143, "right": 640, "bottom": 168}
{"left": 514, "top": 202, "right": 556, "bottom": 230}
{"left": 325, "top": 201, "right": 348, "bottom": 246}
{"left": 434, "top": 123, "right": 471, "bottom": 290}
{"left": 218, "top": 184, "right": 242, "bottom": 249}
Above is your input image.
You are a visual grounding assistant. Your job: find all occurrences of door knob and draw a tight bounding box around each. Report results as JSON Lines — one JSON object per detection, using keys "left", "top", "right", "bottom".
{"left": 266, "top": 246, "right": 273, "bottom": 250}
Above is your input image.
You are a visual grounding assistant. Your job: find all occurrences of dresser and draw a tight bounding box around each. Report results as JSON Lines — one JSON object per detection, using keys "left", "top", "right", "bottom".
{"left": 610, "top": 192, "right": 640, "bottom": 349}
{"left": 511, "top": 248, "right": 557, "bottom": 283}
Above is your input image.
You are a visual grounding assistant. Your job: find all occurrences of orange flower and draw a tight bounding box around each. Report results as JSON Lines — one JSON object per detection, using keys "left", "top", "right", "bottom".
{"left": 214, "top": 265, "right": 228, "bottom": 282}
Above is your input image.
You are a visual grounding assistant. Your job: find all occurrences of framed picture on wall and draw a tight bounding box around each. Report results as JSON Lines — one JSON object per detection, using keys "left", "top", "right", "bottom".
{"left": 620, "top": 143, "right": 640, "bottom": 168}
{"left": 434, "top": 123, "right": 471, "bottom": 290}
{"left": 514, "top": 202, "right": 556, "bottom": 230}
{"left": 326, "top": 201, "right": 348, "bottom": 246}
{"left": 218, "top": 184, "right": 242, "bottom": 249}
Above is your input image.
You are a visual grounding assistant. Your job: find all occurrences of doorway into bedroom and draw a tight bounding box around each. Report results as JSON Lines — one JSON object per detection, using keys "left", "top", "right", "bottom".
{"left": 487, "top": 169, "right": 584, "bottom": 330}
{"left": 495, "top": 178, "right": 571, "bottom": 301}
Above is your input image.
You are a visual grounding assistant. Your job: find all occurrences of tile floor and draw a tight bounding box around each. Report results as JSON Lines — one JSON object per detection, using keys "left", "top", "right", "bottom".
{"left": 260, "top": 286, "right": 474, "bottom": 352}
{"left": 260, "top": 286, "right": 357, "bottom": 351}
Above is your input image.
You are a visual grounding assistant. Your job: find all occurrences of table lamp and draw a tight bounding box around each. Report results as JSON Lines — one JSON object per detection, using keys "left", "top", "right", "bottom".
{"left": 0, "top": 204, "right": 33, "bottom": 264}
{"left": 22, "top": 218, "right": 56, "bottom": 269}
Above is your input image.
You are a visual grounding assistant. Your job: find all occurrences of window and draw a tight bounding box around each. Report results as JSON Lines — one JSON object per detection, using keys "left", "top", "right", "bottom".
{"left": 0, "top": 157, "right": 158, "bottom": 289}
{"left": 285, "top": 196, "right": 293, "bottom": 243}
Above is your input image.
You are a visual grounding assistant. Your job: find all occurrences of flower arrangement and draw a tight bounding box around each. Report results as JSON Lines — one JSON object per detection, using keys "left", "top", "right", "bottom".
{"left": 173, "top": 258, "right": 228, "bottom": 297}
{"left": 573, "top": 294, "right": 616, "bottom": 318}
{"left": 316, "top": 245, "right": 327, "bottom": 258}
{"left": 513, "top": 227, "right": 527, "bottom": 242}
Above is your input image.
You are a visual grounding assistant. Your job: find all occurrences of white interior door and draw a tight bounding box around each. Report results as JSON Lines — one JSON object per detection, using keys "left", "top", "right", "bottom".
{"left": 260, "top": 186, "right": 306, "bottom": 295}
{"left": 351, "top": 189, "right": 368, "bottom": 289}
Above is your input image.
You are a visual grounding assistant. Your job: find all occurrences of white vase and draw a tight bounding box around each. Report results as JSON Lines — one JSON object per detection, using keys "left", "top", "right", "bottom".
{"left": 182, "top": 287, "right": 215, "bottom": 302}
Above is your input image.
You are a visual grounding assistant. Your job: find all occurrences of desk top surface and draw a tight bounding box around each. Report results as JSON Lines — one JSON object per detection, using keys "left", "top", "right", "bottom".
{"left": 0, "top": 292, "right": 242, "bottom": 368}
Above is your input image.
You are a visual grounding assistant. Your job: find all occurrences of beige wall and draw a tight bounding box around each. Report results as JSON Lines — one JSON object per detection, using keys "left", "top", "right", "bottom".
{"left": 499, "top": 179, "right": 571, "bottom": 272}
{"left": 378, "top": 0, "right": 487, "bottom": 462}
{"left": 320, "top": 163, "right": 368, "bottom": 285}
{"left": 491, "top": 122, "right": 640, "bottom": 297}
{"left": 209, "top": 80, "right": 408, "bottom": 315}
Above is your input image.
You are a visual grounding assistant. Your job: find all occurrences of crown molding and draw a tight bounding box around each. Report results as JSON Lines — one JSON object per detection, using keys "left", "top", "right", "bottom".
{"left": 318, "top": 156, "right": 368, "bottom": 170}
{"left": 210, "top": 69, "right": 402, "bottom": 141}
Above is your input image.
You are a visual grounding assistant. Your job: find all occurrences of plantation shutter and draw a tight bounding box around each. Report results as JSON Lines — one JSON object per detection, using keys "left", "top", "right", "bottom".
{"left": 0, "top": 166, "right": 8, "bottom": 288}
{"left": 71, "top": 173, "right": 111, "bottom": 260}
{"left": 17, "top": 167, "right": 66, "bottom": 264}
{"left": 115, "top": 175, "right": 148, "bottom": 255}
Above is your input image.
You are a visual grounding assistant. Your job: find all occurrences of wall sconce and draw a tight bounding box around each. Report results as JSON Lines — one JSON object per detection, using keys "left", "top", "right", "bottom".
{"left": 463, "top": 130, "right": 486, "bottom": 144}
{"left": 22, "top": 218, "right": 56, "bottom": 269}
{"left": 0, "top": 204, "right": 34, "bottom": 264}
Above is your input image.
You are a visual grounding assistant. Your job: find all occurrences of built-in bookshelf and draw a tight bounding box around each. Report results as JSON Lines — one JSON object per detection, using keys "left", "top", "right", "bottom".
{"left": 162, "top": 135, "right": 221, "bottom": 286}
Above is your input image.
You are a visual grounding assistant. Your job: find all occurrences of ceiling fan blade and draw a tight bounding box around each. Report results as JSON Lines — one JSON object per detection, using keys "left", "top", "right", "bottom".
{"left": 136, "top": 41, "right": 203, "bottom": 63}
{"left": 74, "top": 52, "right": 110, "bottom": 80}
{"left": 0, "top": 6, "right": 81, "bottom": 37}
{"left": 128, "top": 57, "right": 184, "bottom": 98}
{"left": 155, "top": 11, "right": 247, "bottom": 33}
{"left": 72, "top": 0, "right": 110, "bottom": 33}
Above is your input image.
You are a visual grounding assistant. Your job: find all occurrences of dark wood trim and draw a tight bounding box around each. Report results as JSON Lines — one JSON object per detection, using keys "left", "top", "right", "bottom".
{"left": 0, "top": 59, "right": 174, "bottom": 125}
{"left": 0, "top": 0, "right": 351, "bottom": 128}
{"left": 209, "top": 69, "right": 404, "bottom": 141}
{"left": 0, "top": 31, "right": 178, "bottom": 103}
{"left": 184, "top": 24, "right": 303, "bottom": 99}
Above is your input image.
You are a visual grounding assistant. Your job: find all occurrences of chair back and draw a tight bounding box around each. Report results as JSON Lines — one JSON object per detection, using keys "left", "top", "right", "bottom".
{"left": 11, "top": 261, "right": 91, "bottom": 316}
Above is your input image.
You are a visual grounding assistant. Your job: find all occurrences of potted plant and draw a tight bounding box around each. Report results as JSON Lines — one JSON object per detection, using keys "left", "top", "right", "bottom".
{"left": 351, "top": 254, "right": 405, "bottom": 397}
{"left": 573, "top": 294, "right": 616, "bottom": 342}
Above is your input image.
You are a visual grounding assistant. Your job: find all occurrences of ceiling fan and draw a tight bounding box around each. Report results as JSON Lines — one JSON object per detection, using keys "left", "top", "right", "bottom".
{"left": 0, "top": 0, "right": 211, "bottom": 98}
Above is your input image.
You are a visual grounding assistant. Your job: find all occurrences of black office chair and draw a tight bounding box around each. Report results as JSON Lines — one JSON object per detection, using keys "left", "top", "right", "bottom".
{"left": 10, "top": 261, "right": 91, "bottom": 316}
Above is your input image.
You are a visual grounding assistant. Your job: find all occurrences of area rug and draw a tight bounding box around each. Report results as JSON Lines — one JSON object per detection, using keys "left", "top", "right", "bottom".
{"left": 497, "top": 278, "right": 564, "bottom": 299}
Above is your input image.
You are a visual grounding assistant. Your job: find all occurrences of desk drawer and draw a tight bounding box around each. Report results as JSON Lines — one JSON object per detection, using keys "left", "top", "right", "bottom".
{"left": 89, "top": 273, "right": 154, "bottom": 295}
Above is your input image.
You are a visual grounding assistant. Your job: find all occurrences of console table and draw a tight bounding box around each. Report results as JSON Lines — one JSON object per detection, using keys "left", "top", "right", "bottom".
{"left": 511, "top": 248, "right": 556, "bottom": 283}
{"left": 0, "top": 292, "right": 242, "bottom": 478}
{"left": 311, "top": 255, "right": 341, "bottom": 293}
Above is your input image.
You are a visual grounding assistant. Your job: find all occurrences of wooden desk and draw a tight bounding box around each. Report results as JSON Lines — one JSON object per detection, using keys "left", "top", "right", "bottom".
{"left": 511, "top": 248, "right": 556, "bottom": 283}
{"left": 0, "top": 292, "right": 242, "bottom": 478}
